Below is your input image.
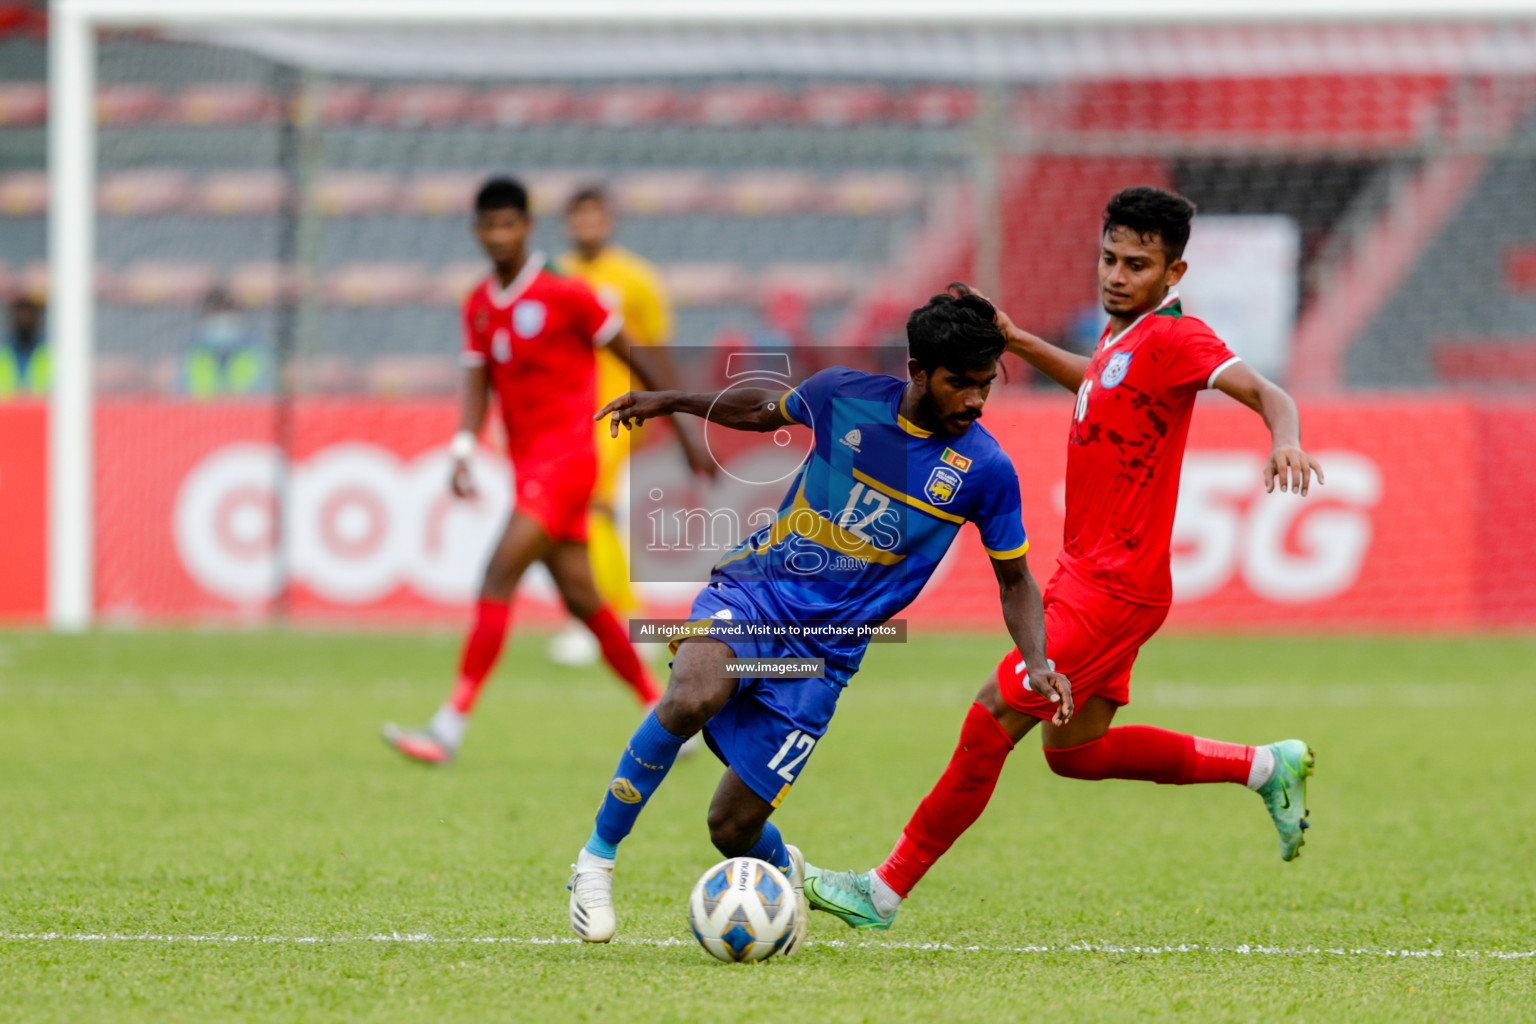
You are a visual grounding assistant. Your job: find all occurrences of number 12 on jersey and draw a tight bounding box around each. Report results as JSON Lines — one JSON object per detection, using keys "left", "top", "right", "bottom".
{"left": 766, "top": 729, "right": 817, "bottom": 783}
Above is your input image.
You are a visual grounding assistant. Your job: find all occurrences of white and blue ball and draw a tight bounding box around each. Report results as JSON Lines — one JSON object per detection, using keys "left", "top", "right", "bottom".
{"left": 687, "top": 857, "right": 799, "bottom": 963}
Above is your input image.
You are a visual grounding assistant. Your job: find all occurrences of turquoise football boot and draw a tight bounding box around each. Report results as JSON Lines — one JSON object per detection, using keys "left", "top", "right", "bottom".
{"left": 1256, "top": 739, "right": 1315, "bottom": 861}
{"left": 803, "top": 866, "right": 897, "bottom": 930}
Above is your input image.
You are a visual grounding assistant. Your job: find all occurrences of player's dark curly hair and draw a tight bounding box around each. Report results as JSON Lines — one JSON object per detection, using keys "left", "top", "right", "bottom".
{"left": 1103, "top": 185, "right": 1197, "bottom": 262}
{"left": 475, "top": 176, "right": 529, "bottom": 215}
{"left": 907, "top": 291, "right": 1006, "bottom": 375}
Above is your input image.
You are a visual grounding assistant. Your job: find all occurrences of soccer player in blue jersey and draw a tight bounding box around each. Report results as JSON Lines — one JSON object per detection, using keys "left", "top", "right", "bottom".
{"left": 565, "top": 292, "right": 1073, "bottom": 953}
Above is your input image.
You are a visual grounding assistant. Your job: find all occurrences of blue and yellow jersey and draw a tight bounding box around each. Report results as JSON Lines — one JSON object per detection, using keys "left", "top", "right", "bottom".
{"left": 711, "top": 367, "right": 1027, "bottom": 672}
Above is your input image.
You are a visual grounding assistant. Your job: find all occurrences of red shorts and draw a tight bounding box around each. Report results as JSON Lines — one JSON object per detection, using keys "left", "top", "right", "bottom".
{"left": 996, "top": 566, "right": 1170, "bottom": 721}
{"left": 513, "top": 457, "right": 595, "bottom": 544}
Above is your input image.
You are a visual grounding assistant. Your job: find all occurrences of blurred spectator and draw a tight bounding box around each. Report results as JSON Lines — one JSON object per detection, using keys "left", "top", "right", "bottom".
{"left": 182, "top": 287, "right": 269, "bottom": 398}
{"left": 0, "top": 296, "right": 47, "bottom": 400}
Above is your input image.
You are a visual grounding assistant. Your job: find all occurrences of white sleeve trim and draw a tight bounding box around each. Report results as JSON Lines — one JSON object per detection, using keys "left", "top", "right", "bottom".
{"left": 593, "top": 309, "right": 625, "bottom": 347}
{"left": 461, "top": 351, "right": 486, "bottom": 367}
{"left": 1207, "top": 356, "right": 1242, "bottom": 389}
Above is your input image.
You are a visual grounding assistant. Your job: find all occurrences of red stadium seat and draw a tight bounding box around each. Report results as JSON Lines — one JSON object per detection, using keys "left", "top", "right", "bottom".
{"left": 368, "top": 85, "right": 475, "bottom": 128}
{"left": 170, "top": 83, "right": 280, "bottom": 126}
{"left": 98, "top": 170, "right": 191, "bottom": 216}
{"left": 477, "top": 86, "right": 576, "bottom": 127}
{"left": 226, "top": 261, "right": 306, "bottom": 307}
{"left": 583, "top": 85, "right": 677, "bottom": 127}
{"left": 313, "top": 170, "right": 399, "bottom": 216}
{"left": 112, "top": 261, "right": 218, "bottom": 306}
{"left": 0, "top": 170, "right": 46, "bottom": 215}
{"left": 719, "top": 171, "right": 823, "bottom": 217}
{"left": 308, "top": 83, "right": 372, "bottom": 126}
{"left": 826, "top": 171, "right": 921, "bottom": 216}
{"left": 324, "top": 263, "right": 428, "bottom": 306}
{"left": 1059, "top": 75, "right": 1451, "bottom": 147}
{"left": 0, "top": 82, "right": 45, "bottom": 125}
{"left": 894, "top": 86, "right": 977, "bottom": 126}
{"left": 403, "top": 172, "right": 483, "bottom": 216}
{"left": 1504, "top": 246, "right": 1536, "bottom": 292}
{"left": 759, "top": 262, "right": 855, "bottom": 306}
{"left": 796, "top": 84, "right": 891, "bottom": 127}
{"left": 612, "top": 169, "right": 714, "bottom": 216}
{"left": 660, "top": 262, "right": 748, "bottom": 307}
{"left": 1434, "top": 339, "right": 1536, "bottom": 386}
{"left": 432, "top": 262, "right": 487, "bottom": 305}
{"left": 195, "top": 170, "right": 287, "bottom": 217}
{"left": 96, "top": 84, "right": 164, "bottom": 125}
{"left": 689, "top": 84, "right": 789, "bottom": 127}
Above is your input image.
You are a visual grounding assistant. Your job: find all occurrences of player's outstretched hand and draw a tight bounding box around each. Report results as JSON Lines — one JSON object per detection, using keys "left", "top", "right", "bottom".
{"left": 596, "top": 391, "right": 673, "bottom": 437}
{"left": 449, "top": 458, "right": 478, "bottom": 499}
{"left": 1265, "top": 447, "right": 1325, "bottom": 496}
{"left": 1030, "top": 667, "right": 1074, "bottom": 726}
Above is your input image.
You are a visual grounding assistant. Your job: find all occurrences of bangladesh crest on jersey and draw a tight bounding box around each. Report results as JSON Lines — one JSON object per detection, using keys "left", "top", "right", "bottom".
{"left": 1101, "top": 350, "right": 1133, "bottom": 388}
{"left": 513, "top": 299, "right": 547, "bottom": 339}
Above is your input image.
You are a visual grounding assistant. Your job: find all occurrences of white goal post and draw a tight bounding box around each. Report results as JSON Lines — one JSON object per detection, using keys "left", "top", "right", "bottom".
{"left": 45, "top": 0, "right": 1528, "bottom": 630}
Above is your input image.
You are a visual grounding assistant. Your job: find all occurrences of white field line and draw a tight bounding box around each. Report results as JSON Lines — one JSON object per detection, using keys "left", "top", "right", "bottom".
{"left": 0, "top": 932, "right": 1531, "bottom": 960}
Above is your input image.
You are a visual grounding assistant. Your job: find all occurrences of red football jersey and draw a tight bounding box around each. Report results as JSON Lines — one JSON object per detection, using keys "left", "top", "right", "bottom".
{"left": 460, "top": 252, "right": 623, "bottom": 468}
{"left": 1059, "top": 292, "right": 1240, "bottom": 606}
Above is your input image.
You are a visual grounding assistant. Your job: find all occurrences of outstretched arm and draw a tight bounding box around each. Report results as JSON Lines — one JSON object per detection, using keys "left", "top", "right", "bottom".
{"left": 949, "top": 281, "right": 1090, "bottom": 393}
{"left": 1213, "top": 362, "right": 1326, "bottom": 496}
{"left": 992, "top": 553, "right": 1073, "bottom": 726}
{"left": 597, "top": 386, "right": 791, "bottom": 436}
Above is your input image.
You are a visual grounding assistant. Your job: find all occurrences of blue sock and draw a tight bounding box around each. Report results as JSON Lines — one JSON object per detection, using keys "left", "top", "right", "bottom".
{"left": 743, "top": 821, "right": 791, "bottom": 875}
{"left": 585, "top": 711, "right": 687, "bottom": 859}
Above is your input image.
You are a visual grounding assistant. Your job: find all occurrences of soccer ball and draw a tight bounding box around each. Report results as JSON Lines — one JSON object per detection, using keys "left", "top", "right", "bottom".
{"left": 687, "top": 857, "right": 799, "bottom": 963}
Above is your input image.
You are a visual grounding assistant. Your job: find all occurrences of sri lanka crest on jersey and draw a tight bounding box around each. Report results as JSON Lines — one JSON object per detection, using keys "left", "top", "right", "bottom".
{"left": 924, "top": 465, "right": 963, "bottom": 506}
{"left": 1101, "top": 350, "right": 1133, "bottom": 388}
{"left": 513, "top": 299, "right": 547, "bottom": 339}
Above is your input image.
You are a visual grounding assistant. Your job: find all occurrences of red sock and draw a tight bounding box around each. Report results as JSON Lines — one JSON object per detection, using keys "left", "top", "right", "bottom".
{"left": 1043, "top": 725, "right": 1253, "bottom": 785}
{"left": 876, "top": 702, "right": 1016, "bottom": 898}
{"left": 583, "top": 606, "right": 661, "bottom": 705}
{"left": 449, "top": 598, "right": 512, "bottom": 713}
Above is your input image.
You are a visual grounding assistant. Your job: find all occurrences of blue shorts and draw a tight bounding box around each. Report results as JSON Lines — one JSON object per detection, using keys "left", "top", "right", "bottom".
{"left": 678, "top": 582, "right": 852, "bottom": 808}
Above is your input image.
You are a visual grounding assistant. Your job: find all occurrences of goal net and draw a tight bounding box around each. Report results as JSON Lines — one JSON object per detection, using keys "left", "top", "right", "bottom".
{"left": 22, "top": 7, "right": 1536, "bottom": 630}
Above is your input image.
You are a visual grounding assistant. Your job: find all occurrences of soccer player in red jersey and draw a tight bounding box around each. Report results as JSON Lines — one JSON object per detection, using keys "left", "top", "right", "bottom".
{"left": 805, "top": 186, "right": 1327, "bottom": 929}
{"left": 383, "top": 176, "right": 707, "bottom": 764}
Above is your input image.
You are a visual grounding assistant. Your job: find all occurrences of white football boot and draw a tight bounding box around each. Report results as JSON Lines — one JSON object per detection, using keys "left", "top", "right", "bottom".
{"left": 783, "top": 844, "right": 810, "bottom": 956}
{"left": 568, "top": 849, "right": 617, "bottom": 943}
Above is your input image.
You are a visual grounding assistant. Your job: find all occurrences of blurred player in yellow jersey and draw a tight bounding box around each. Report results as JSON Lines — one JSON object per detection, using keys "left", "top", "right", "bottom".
{"left": 549, "top": 185, "right": 682, "bottom": 666}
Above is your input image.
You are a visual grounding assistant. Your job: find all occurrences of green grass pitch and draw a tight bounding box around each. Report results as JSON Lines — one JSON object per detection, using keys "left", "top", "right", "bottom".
{"left": 0, "top": 629, "right": 1532, "bottom": 1022}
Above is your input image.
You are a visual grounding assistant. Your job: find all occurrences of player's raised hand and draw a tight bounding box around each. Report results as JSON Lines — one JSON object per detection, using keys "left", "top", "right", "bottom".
{"left": 449, "top": 457, "right": 478, "bottom": 499}
{"left": 1029, "top": 667, "right": 1074, "bottom": 726}
{"left": 948, "top": 281, "right": 1028, "bottom": 350}
{"left": 1265, "top": 446, "right": 1325, "bottom": 496}
{"left": 596, "top": 391, "right": 671, "bottom": 437}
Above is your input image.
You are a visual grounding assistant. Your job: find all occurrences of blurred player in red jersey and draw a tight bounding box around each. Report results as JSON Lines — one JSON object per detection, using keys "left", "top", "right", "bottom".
{"left": 383, "top": 176, "right": 709, "bottom": 765}
{"left": 805, "top": 186, "right": 1327, "bottom": 929}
